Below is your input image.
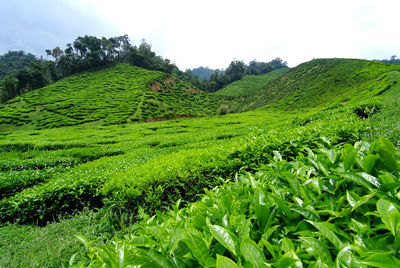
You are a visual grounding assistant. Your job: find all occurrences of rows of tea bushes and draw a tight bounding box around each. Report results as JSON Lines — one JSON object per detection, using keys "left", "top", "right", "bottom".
{"left": 0, "top": 109, "right": 275, "bottom": 224}
{"left": 75, "top": 137, "right": 400, "bottom": 267}
{"left": 0, "top": 64, "right": 222, "bottom": 129}
{"left": 226, "top": 59, "right": 400, "bottom": 112}
{"left": 0, "top": 104, "right": 365, "bottom": 225}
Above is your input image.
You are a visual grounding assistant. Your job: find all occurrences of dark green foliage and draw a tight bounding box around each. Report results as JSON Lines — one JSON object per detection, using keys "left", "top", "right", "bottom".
{"left": 0, "top": 51, "right": 37, "bottom": 80}
{"left": 0, "top": 59, "right": 49, "bottom": 103}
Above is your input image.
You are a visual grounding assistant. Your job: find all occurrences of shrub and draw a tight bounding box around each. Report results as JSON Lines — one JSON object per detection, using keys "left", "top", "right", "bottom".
{"left": 353, "top": 101, "right": 382, "bottom": 118}
{"left": 217, "top": 104, "right": 229, "bottom": 115}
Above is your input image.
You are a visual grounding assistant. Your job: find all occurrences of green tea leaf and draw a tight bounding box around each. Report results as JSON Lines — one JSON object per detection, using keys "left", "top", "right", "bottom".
{"left": 183, "top": 233, "right": 209, "bottom": 266}
{"left": 361, "top": 154, "right": 379, "bottom": 173}
{"left": 379, "top": 137, "right": 397, "bottom": 154}
{"left": 281, "top": 237, "right": 294, "bottom": 253}
{"left": 336, "top": 246, "right": 365, "bottom": 268}
{"left": 292, "top": 208, "right": 320, "bottom": 221}
{"left": 144, "top": 248, "right": 175, "bottom": 268}
{"left": 321, "top": 148, "right": 337, "bottom": 164}
{"left": 358, "top": 172, "right": 381, "bottom": 188}
{"left": 341, "top": 172, "right": 373, "bottom": 191}
{"left": 361, "top": 252, "right": 400, "bottom": 268}
{"left": 207, "top": 220, "right": 238, "bottom": 257}
{"left": 346, "top": 191, "right": 359, "bottom": 207}
{"left": 307, "top": 221, "right": 344, "bottom": 250}
{"left": 300, "top": 237, "right": 332, "bottom": 265}
{"left": 270, "top": 194, "right": 293, "bottom": 219}
{"left": 273, "top": 150, "right": 282, "bottom": 161}
{"left": 377, "top": 199, "right": 399, "bottom": 235}
{"left": 342, "top": 145, "right": 357, "bottom": 171}
{"left": 240, "top": 237, "right": 266, "bottom": 267}
{"left": 216, "top": 254, "right": 238, "bottom": 268}
{"left": 378, "top": 148, "right": 397, "bottom": 173}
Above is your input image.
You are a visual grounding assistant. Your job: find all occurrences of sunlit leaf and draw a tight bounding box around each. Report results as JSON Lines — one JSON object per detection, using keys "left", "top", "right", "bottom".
{"left": 361, "top": 252, "right": 400, "bottom": 268}
{"left": 216, "top": 254, "right": 238, "bottom": 268}
{"left": 207, "top": 219, "right": 238, "bottom": 257}
{"left": 240, "top": 237, "right": 267, "bottom": 267}
{"left": 307, "top": 221, "right": 344, "bottom": 250}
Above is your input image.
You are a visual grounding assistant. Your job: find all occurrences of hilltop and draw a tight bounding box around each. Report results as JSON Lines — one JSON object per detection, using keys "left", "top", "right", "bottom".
{"left": 226, "top": 58, "right": 400, "bottom": 112}
{"left": 0, "top": 63, "right": 221, "bottom": 130}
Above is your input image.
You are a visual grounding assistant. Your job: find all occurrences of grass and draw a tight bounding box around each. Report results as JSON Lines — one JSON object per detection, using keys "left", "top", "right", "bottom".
{"left": 0, "top": 58, "right": 399, "bottom": 267}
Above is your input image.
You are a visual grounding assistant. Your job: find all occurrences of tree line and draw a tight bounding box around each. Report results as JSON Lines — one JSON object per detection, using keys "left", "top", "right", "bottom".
{"left": 0, "top": 34, "right": 287, "bottom": 102}
{"left": 377, "top": 55, "right": 400, "bottom": 65}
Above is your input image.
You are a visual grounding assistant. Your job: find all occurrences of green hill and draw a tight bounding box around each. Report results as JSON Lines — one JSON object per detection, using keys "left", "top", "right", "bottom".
{"left": 229, "top": 58, "right": 400, "bottom": 111}
{"left": 215, "top": 68, "right": 289, "bottom": 97}
{"left": 0, "top": 63, "right": 221, "bottom": 130}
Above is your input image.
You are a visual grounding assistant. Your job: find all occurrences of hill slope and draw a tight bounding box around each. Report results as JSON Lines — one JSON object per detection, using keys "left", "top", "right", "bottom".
{"left": 215, "top": 68, "right": 289, "bottom": 97}
{"left": 229, "top": 58, "right": 400, "bottom": 111}
{"left": 0, "top": 64, "right": 222, "bottom": 129}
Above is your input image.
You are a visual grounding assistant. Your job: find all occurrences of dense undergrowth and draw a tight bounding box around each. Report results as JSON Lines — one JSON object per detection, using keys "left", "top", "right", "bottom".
{"left": 0, "top": 58, "right": 399, "bottom": 267}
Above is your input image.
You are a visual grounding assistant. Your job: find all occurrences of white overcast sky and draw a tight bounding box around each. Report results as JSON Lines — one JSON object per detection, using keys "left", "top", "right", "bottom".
{"left": 1, "top": 0, "right": 399, "bottom": 70}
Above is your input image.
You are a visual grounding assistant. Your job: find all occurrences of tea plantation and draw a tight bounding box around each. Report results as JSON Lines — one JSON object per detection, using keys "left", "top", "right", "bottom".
{"left": 0, "top": 59, "right": 400, "bottom": 267}
{"left": 0, "top": 63, "right": 222, "bottom": 130}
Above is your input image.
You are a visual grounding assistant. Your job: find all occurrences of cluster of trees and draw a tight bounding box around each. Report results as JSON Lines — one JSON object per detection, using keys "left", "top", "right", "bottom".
{"left": 378, "top": 55, "right": 400, "bottom": 65}
{"left": 0, "top": 35, "right": 180, "bottom": 102}
{"left": 0, "top": 52, "right": 50, "bottom": 102}
{"left": 180, "top": 59, "right": 287, "bottom": 92}
{"left": 45, "top": 35, "right": 179, "bottom": 78}
{"left": 189, "top": 67, "right": 224, "bottom": 81}
{"left": 205, "top": 58, "right": 287, "bottom": 92}
{"left": 0, "top": 51, "right": 37, "bottom": 80}
{"left": 0, "top": 34, "right": 287, "bottom": 102}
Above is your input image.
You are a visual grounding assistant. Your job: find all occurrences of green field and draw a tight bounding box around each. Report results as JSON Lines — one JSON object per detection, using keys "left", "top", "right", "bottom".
{"left": 1, "top": 58, "right": 400, "bottom": 267}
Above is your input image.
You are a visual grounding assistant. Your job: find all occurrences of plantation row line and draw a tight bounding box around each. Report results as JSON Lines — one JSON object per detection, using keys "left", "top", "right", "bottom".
{"left": 0, "top": 106, "right": 365, "bottom": 225}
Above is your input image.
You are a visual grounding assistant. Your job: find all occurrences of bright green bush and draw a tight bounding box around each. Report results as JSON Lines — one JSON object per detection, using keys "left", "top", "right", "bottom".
{"left": 75, "top": 138, "right": 400, "bottom": 267}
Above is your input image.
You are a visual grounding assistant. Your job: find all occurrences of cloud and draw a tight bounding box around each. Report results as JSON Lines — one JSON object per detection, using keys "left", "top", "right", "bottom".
{"left": 1, "top": 0, "right": 400, "bottom": 69}
{"left": 0, "top": 0, "right": 115, "bottom": 57}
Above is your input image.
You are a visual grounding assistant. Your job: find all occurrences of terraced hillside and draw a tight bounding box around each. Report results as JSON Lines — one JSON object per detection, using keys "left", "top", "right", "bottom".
{"left": 0, "top": 64, "right": 222, "bottom": 130}
{"left": 1, "top": 58, "right": 400, "bottom": 267}
{"left": 227, "top": 58, "right": 400, "bottom": 112}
